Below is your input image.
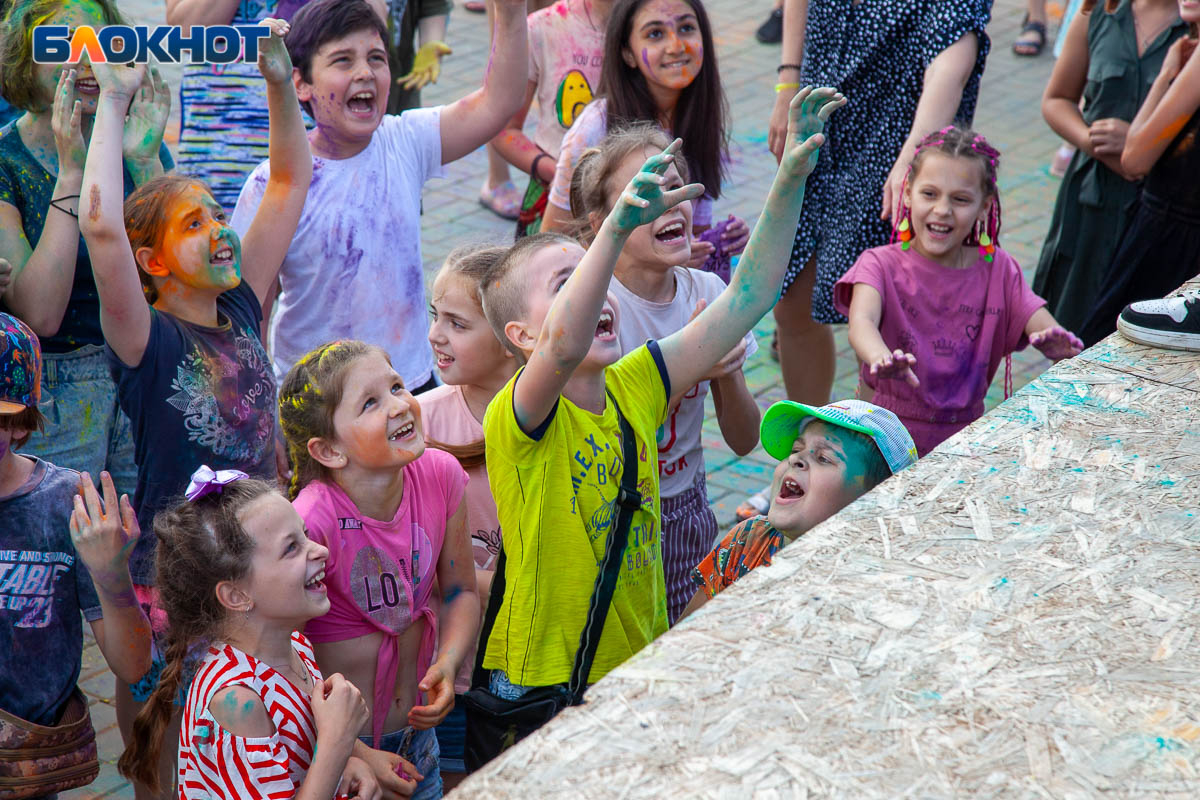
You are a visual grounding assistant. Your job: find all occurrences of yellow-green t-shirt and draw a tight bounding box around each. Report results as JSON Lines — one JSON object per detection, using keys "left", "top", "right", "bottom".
{"left": 481, "top": 343, "right": 671, "bottom": 686}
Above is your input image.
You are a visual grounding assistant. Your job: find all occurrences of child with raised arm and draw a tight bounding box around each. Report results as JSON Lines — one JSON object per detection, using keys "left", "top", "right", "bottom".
{"left": 475, "top": 87, "right": 845, "bottom": 698}
{"left": 0, "top": 312, "right": 151, "bottom": 798}
{"left": 232, "top": 0, "right": 528, "bottom": 394}
{"left": 278, "top": 340, "right": 480, "bottom": 798}
{"left": 570, "top": 124, "right": 760, "bottom": 624}
{"left": 835, "top": 126, "right": 1083, "bottom": 458}
{"left": 79, "top": 20, "right": 307, "bottom": 581}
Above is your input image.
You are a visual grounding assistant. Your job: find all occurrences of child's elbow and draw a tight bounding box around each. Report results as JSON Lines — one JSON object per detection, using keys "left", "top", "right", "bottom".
{"left": 1120, "top": 147, "right": 1150, "bottom": 180}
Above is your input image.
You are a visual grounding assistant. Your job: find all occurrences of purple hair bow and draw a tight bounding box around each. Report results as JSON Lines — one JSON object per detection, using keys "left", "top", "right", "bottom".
{"left": 185, "top": 465, "right": 249, "bottom": 502}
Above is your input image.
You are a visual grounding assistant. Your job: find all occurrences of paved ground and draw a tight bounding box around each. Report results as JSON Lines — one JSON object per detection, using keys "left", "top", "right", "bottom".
{"left": 68, "top": 0, "right": 1069, "bottom": 796}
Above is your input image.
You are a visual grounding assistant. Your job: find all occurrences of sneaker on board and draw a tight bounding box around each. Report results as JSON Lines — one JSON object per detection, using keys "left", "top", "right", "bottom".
{"left": 1116, "top": 289, "right": 1200, "bottom": 351}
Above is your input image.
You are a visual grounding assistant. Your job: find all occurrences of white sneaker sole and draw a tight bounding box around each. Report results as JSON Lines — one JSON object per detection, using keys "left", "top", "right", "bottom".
{"left": 1117, "top": 317, "right": 1200, "bottom": 352}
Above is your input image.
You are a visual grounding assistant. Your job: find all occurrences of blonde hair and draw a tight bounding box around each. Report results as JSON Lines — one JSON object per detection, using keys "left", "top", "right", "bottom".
{"left": 277, "top": 340, "right": 389, "bottom": 499}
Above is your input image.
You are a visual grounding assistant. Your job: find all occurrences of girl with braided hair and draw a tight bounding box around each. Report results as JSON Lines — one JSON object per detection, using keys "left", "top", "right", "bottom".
{"left": 832, "top": 126, "right": 1084, "bottom": 457}
{"left": 278, "top": 339, "right": 479, "bottom": 798}
{"left": 117, "top": 469, "right": 402, "bottom": 799}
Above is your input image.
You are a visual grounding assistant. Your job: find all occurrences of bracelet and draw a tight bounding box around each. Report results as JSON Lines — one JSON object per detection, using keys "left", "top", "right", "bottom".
{"left": 49, "top": 194, "right": 80, "bottom": 219}
{"left": 776, "top": 63, "right": 802, "bottom": 74}
{"left": 775, "top": 82, "right": 801, "bottom": 93}
{"left": 530, "top": 152, "right": 552, "bottom": 182}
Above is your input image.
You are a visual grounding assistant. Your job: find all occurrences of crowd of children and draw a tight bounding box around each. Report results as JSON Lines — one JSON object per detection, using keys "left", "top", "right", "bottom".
{"left": 0, "top": 0, "right": 1196, "bottom": 797}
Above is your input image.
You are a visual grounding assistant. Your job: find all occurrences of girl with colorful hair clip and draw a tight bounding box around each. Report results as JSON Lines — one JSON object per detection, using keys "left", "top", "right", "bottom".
{"left": 117, "top": 465, "right": 407, "bottom": 800}
{"left": 833, "top": 126, "right": 1085, "bottom": 457}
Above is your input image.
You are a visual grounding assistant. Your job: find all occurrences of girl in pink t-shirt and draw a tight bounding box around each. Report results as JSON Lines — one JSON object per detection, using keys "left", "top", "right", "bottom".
{"left": 422, "top": 245, "right": 515, "bottom": 786}
{"left": 834, "top": 126, "right": 1084, "bottom": 457}
{"left": 278, "top": 340, "right": 480, "bottom": 797}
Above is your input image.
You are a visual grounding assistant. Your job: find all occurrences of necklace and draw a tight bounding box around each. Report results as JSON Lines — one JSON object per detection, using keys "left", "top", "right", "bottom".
{"left": 1134, "top": 7, "right": 1175, "bottom": 52}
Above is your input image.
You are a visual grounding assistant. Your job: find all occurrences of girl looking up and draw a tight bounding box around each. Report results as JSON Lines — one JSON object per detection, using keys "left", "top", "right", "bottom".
{"left": 835, "top": 127, "right": 1084, "bottom": 457}
{"left": 78, "top": 20, "right": 308, "bottom": 584}
{"left": 571, "top": 125, "right": 760, "bottom": 624}
{"left": 116, "top": 470, "right": 396, "bottom": 800}
{"left": 422, "top": 244, "right": 514, "bottom": 788}
{"left": 540, "top": 0, "right": 749, "bottom": 271}
{"left": 279, "top": 340, "right": 481, "bottom": 799}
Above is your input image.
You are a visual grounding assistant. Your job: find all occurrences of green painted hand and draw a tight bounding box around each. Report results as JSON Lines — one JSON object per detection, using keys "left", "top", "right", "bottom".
{"left": 256, "top": 18, "right": 294, "bottom": 85}
{"left": 52, "top": 68, "right": 86, "bottom": 176}
{"left": 780, "top": 86, "right": 847, "bottom": 181}
{"left": 608, "top": 139, "right": 706, "bottom": 235}
{"left": 122, "top": 67, "right": 171, "bottom": 166}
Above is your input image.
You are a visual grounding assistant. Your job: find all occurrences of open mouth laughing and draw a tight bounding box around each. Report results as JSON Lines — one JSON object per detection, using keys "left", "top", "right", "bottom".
{"left": 304, "top": 568, "right": 326, "bottom": 593}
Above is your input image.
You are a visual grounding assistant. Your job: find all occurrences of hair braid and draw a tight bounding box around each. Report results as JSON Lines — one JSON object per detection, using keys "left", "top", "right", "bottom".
{"left": 897, "top": 125, "right": 1004, "bottom": 246}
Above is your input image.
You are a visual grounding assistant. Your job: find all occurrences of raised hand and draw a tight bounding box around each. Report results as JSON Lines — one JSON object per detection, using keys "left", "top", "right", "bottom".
{"left": 91, "top": 61, "right": 146, "bottom": 100}
{"left": 779, "top": 86, "right": 847, "bottom": 184}
{"left": 609, "top": 139, "right": 705, "bottom": 235}
{"left": 257, "top": 18, "right": 294, "bottom": 85}
{"left": 69, "top": 471, "right": 140, "bottom": 594}
{"left": 122, "top": 68, "right": 170, "bottom": 166}
{"left": 868, "top": 349, "right": 920, "bottom": 388}
{"left": 399, "top": 42, "right": 452, "bottom": 90}
{"left": 1029, "top": 326, "right": 1083, "bottom": 361}
{"left": 52, "top": 68, "right": 86, "bottom": 178}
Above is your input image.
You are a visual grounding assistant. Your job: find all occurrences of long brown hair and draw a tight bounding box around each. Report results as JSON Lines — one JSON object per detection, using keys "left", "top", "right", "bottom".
{"left": 117, "top": 479, "right": 276, "bottom": 793}
{"left": 597, "top": 0, "right": 727, "bottom": 200}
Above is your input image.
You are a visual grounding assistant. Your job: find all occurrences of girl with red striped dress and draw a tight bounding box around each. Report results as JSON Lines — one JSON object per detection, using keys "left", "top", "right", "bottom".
{"left": 117, "top": 469, "right": 418, "bottom": 799}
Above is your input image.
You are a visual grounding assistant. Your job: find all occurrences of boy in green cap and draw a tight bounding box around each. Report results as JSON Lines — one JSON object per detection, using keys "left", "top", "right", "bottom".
{"left": 681, "top": 399, "right": 917, "bottom": 619}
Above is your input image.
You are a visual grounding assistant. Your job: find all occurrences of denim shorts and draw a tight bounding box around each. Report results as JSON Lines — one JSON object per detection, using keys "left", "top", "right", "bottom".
{"left": 433, "top": 699, "right": 467, "bottom": 773}
{"left": 23, "top": 345, "right": 136, "bottom": 496}
{"left": 360, "top": 725, "right": 442, "bottom": 800}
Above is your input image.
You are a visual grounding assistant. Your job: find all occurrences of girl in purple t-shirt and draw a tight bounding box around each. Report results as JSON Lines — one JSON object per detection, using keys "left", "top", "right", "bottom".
{"left": 278, "top": 339, "right": 479, "bottom": 797}
{"left": 834, "top": 127, "right": 1084, "bottom": 457}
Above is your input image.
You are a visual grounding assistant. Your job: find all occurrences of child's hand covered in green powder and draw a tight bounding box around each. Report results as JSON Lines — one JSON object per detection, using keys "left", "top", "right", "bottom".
{"left": 779, "top": 86, "right": 847, "bottom": 183}
{"left": 608, "top": 138, "right": 705, "bottom": 236}
{"left": 52, "top": 68, "right": 86, "bottom": 178}
{"left": 122, "top": 68, "right": 170, "bottom": 168}
{"left": 257, "top": 18, "right": 295, "bottom": 86}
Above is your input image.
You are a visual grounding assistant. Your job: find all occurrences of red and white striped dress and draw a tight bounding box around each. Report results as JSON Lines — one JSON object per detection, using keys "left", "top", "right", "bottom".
{"left": 178, "top": 632, "right": 322, "bottom": 799}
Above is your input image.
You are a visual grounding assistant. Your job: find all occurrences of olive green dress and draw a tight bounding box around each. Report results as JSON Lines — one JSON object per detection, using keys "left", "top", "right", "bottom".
{"left": 1032, "top": 0, "right": 1189, "bottom": 332}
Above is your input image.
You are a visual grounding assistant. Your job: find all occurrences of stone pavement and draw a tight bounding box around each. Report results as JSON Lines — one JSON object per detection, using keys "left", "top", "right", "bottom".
{"left": 68, "top": 0, "right": 1068, "bottom": 795}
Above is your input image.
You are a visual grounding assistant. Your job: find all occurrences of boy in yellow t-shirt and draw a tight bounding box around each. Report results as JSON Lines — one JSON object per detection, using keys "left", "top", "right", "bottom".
{"left": 478, "top": 89, "right": 846, "bottom": 696}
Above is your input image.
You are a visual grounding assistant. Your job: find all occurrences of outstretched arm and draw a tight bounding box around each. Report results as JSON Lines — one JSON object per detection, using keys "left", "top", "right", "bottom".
{"left": 1025, "top": 307, "right": 1083, "bottom": 361}
{"left": 659, "top": 87, "right": 845, "bottom": 394}
{"left": 439, "top": 0, "right": 527, "bottom": 164}
{"left": 847, "top": 282, "right": 919, "bottom": 387}
{"left": 512, "top": 141, "right": 704, "bottom": 431}
{"left": 79, "top": 63, "right": 153, "bottom": 368}
{"left": 237, "top": 19, "right": 312, "bottom": 304}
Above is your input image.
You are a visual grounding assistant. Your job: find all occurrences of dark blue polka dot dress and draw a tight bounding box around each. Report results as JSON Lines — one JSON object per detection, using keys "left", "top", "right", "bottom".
{"left": 786, "top": 0, "right": 993, "bottom": 323}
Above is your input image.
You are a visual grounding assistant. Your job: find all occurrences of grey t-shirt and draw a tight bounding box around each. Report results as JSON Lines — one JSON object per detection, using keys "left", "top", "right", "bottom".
{"left": 0, "top": 457, "right": 101, "bottom": 724}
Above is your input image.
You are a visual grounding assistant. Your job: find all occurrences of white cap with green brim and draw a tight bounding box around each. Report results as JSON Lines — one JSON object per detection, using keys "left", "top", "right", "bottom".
{"left": 759, "top": 399, "right": 919, "bottom": 475}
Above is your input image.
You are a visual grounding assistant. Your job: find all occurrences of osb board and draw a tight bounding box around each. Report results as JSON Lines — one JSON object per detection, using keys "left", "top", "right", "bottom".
{"left": 453, "top": 342, "right": 1200, "bottom": 799}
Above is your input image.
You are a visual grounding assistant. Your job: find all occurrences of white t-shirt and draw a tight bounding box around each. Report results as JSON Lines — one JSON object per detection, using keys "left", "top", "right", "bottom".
{"left": 528, "top": 0, "right": 605, "bottom": 156}
{"left": 232, "top": 108, "right": 444, "bottom": 387}
{"left": 610, "top": 267, "right": 756, "bottom": 497}
{"left": 549, "top": 98, "right": 713, "bottom": 226}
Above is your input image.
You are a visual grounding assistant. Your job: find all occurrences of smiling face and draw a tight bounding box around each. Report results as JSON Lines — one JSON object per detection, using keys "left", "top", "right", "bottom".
{"left": 327, "top": 351, "right": 425, "bottom": 471}
{"left": 606, "top": 146, "right": 693, "bottom": 271}
{"left": 766, "top": 421, "right": 881, "bottom": 538}
{"left": 428, "top": 271, "right": 512, "bottom": 386}
{"left": 1180, "top": 0, "right": 1200, "bottom": 23}
{"left": 623, "top": 0, "right": 705, "bottom": 92}
{"left": 903, "top": 151, "right": 991, "bottom": 268}
{"left": 139, "top": 183, "right": 241, "bottom": 301}
{"left": 514, "top": 243, "right": 622, "bottom": 370}
{"left": 235, "top": 492, "right": 331, "bottom": 626}
{"left": 29, "top": 0, "right": 107, "bottom": 114}
{"left": 295, "top": 27, "right": 390, "bottom": 148}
